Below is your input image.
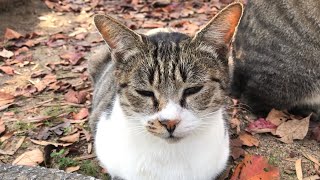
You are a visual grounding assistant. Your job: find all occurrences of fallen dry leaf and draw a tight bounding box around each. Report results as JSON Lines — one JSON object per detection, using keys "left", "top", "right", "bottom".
{"left": 59, "top": 51, "right": 84, "bottom": 65}
{"left": 0, "top": 92, "right": 15, "bottom": 106}
{"left": 0, "top": 118, "right": 5, "bottom": 134}
{"left": 59, "top": 132, "right": 80, "bottom": 143}
{"left": 231, "top": 154, "right": 280, "bottom": 180}
{"left": 0, "top": 131, "right": 14, "bottom": 142}
{"left": 275, "top": 115, "right": 310, "bottom": 143}
{"left": 230, "top": 138, "right": 245, "bottom": 160}
{"left": 239, "top": 132, "right": 259, "bottom": 147}
{"left": 4, "top": 28, "right": 23, "bottom": 40}
{"left": 230, "top": 118, "right": 241, "bottom": 134}
{"left": 0, "top": 66, "right": 15, "bottom": 75}
{"left": 65, "top": 165, "right": 80, "bottom": 173}
{"left": 30, "top": 139, "right": 72, "bottom": 147}
{"left": 64, "top": 90, "right": 87, "bottom": 104}
{"left": 73, "top": 108, "right": 89, "bottom": 120}
{"left": 0, "top": 49, "right": 14, "bottom": 58}
{"left": 295, "top": 158, "right": 303, "bottom": 180}
{"left": 12, "top": 148, "right": 44, "bottom": 166}
{"left": 266, "top": 109, "right": 289, "bottom": 126}
{"left": 303, "top": 175, "right": 320, "bottom": 180}
{"left": 0, "top": 136, "right": 25, "bottom": 155}
{"left": 246, "top": 118, "right": 277, "bottom": 134}
{"left": 87, "top": 142, "right": 92, "bottom": 154}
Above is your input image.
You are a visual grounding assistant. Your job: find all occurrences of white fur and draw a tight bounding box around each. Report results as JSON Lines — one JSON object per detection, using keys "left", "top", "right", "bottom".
{"left": 95, "top": 97, "right": 229, "bottom": 180}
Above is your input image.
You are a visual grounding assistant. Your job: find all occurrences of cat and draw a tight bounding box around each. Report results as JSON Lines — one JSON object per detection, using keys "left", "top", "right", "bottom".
{"left": 231, "top": 0, "right": 320, "bottom": 119}
{"left": 89, "top": 3, "right": 243, "bottom": 180}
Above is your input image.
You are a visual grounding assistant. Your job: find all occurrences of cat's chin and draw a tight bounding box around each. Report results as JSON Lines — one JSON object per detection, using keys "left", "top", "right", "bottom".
{"left": 163, "top": 136, "right": 182, "bottom": 144}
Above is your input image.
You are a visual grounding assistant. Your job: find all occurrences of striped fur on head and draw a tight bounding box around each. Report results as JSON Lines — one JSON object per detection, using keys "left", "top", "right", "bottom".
{"left": 90, "top": 3, "right": 243, "bottom": 135}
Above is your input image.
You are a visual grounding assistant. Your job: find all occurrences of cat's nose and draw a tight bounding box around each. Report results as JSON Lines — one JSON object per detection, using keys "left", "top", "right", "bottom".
{"left": 159, "top": 120, "right": 180, "bottom": 134}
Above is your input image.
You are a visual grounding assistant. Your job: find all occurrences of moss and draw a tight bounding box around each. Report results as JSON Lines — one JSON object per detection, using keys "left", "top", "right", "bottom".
{"left": 79, "top": 160, "right": 111, "bottom": 180}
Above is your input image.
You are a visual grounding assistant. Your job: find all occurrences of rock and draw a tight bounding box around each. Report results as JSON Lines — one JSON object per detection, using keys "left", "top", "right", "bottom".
{"left": 0, "top": 163, "right": 99, "bottom": 180}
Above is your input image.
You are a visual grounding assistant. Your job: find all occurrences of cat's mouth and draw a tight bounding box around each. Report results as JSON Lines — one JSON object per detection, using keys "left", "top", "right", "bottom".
{"left": 165, "top": 135, "right": 182, "bottom": 143}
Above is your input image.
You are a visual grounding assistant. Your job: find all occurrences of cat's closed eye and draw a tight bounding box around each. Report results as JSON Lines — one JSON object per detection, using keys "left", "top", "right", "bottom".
{"left": 183, "top": 86, "right": 203, "bottom": 97}
{"left": 135, "top": 90, "right": 155, "bottom": 97}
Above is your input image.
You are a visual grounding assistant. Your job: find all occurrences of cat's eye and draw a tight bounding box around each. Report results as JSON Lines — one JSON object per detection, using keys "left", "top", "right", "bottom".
{"left": 183, "top": 86, "right": 203, "bottom": 97}
{"left": 135, "top": 90, "right": 155, "bottom": 97}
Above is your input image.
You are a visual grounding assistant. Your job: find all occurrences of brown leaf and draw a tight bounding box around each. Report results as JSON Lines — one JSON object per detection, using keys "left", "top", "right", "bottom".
{"left": 4, "top": 28, "right": 23, "bottom": 40}
{"left": 65, "top": 165, "right": 80, "bottom": 173}
{"left": 87, "top": 143, "right": 92, "bottom": 154}
{"left": 50, "top": 33, "right": 68, "bottom": 40}
{"left": 12, "top": 148, "right": 44, "bottom": 166}
{"left": 230, "top": 138, "right": 244, "bottom": 160}
{"left": 275, "top": 115, "right": 310, "bottom": 143}
{"left": 266, "top": 109, "right": 289, "bottom": 126}
{"left": 0, "top": 136, "right": 25, "bottom": 155}
{"left": 73, "top": 108, "right": 89, "bottom": 120}
{"left": 239, "top": 132, "right": 259, "bottom": 147}
{"left": 231, "top": 154, "right": 280, "bottom": 180}
{"left": 0, "top": 49, "right": 14, "bottom": 58}
{"left": 59, "top": 132, "right": 80, "bottom": 143}
{"left": 64, "top": 90, "right": 87, "bottom": 104}
{"left": 46, "top": 39, "right": 66, "bottom": 47}
{"left": 295, "top": 158, "right": 303, "bottom": 180}
{"left": 0, "top": 92, "right": 15, "bottom": 106}
{"left": 30, "top": 139, "right": 72, "bottom": 147}
{"left": 230, "top": 118, "right": 241, "bottom": 134}
{"left": 0, "top": 131, "right": 14, "bottom": 142}
{"left": 0, "top": 66, "right": 15, "bottom": 75}
{"left": 231, "top": 146, "right": 245, "bottom": 160}
{"left": 0, "top": 118, "right": 5, "bottom": 134}
{"left": 59, "top": 52, "right": 84, "bottom": 65}
{"left": 141, "top": 21, "right": 166, "bottom": 28}
{"left": 34, "top": 81, "right": 47, "bottom": 93}
{"left": 31, "top": 70, "right": 48, "bottom": 78}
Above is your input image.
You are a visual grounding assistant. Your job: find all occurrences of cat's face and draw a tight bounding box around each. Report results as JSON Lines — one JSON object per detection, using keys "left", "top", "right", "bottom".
{"left": 94, "top": 3, "right": 243, "bottom": 142}
{"left": 115, "top": 37, "right": 229, "bottom": 141}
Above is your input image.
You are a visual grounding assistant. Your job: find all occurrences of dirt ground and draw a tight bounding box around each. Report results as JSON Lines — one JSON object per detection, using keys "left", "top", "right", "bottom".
{"left": 0, "top": 0, "right": 319, "bottom": 180}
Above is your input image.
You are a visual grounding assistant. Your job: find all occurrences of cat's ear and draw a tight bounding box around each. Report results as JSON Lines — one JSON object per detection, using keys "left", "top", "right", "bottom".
{"left": 94, "top": 14, "right": 143, "bottom": 49}
{"left": 192, "top": 2, "right": 243, "bottom": 46}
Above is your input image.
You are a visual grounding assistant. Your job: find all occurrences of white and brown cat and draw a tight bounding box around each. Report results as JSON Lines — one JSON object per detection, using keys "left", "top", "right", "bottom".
{"left": 89, "top": 3, "right": 243, "bottom": 180}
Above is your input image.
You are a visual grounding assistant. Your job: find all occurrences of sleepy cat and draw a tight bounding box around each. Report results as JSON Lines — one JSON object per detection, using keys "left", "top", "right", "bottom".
{"left": 89, "top": 3, "right": 243, "bottom": 180}
{"left": 231, "top": 0, "right": 320, "bottom": 119}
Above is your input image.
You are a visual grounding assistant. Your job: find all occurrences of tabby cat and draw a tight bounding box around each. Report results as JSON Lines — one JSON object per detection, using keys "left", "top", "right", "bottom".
{"left": 89, "top": 3, "right": 243, "bottom": 180}
{"left": 231, "top": 0, "right": 320, "bottom": 119}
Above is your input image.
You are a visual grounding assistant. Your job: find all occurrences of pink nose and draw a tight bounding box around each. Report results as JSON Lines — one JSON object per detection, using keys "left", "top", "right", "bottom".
{"left": 159, "top": 120, "right": 180, "bottom": 134}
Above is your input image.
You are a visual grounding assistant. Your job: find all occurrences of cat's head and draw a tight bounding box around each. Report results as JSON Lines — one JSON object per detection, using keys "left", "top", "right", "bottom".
{"left": 94, "top": 3, "right": 243, "bottom": 142}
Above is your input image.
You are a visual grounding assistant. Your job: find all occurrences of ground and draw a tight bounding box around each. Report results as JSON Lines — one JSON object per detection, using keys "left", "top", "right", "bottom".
{"left": 0, "top": 0, "right": 319, "bottom": 180}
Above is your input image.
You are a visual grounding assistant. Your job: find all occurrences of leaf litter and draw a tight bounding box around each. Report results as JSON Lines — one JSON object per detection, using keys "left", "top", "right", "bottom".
{"left": 0, "top": 0, "right": 319, "bottom": 179}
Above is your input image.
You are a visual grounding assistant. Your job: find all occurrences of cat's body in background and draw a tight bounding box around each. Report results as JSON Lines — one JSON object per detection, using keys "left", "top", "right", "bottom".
{"left": 231, "top": 0, "right": 320, "bottom": 118}
{"left": 89, "top": 3, "right": 243, "bottom": 180}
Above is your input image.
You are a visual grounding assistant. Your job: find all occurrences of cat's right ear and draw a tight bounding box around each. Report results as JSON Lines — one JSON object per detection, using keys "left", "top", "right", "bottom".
{"left": 94, "top": 15, "right": 143, "bottom": 49}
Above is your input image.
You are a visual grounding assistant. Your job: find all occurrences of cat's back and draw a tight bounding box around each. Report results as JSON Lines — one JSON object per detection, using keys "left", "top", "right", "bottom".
{"left": 232, "top": 0, "right": 320, "bottom": 113}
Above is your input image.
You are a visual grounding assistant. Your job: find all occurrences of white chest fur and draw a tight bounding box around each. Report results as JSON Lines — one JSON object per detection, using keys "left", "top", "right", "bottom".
{"left": 95, "top": 98, "right": 229, "bottom": 180}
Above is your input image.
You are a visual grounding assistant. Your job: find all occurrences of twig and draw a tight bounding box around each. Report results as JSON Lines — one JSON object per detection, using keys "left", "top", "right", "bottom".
{"left": 22, "top": 98, "right": 54, "bottom": 111}
{"left": 73, "top": 154, "right": 96, "bottom": 161}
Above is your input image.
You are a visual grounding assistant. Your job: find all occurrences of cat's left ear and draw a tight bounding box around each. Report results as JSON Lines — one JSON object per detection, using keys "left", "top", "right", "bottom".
{"left": 192, "top": 2, "right": 243, "bottom": 46}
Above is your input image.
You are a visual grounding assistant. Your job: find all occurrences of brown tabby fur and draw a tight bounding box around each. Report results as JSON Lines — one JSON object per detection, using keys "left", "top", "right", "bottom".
{"left": 231, "top": 0, "right": 320, "bottom": 119}
{"left": 89, "top": 3, "right": 243, "bottom": 132}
